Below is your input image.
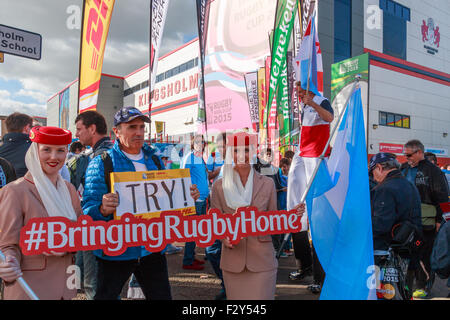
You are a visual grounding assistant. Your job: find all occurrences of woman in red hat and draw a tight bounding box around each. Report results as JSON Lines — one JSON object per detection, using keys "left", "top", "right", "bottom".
{"left": 209, "top": 132, "right": 304, "bottom": 299}
{"left": 0, "top": 126, "right": 82, "bottom": 300}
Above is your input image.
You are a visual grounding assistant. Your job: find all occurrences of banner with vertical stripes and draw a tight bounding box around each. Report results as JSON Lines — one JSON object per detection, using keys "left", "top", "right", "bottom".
{"left": 196, "top": 0, "right": 212, "bottom": 124}
{"left": 78, "top": 0, "right": 115, "bottom": 113}
{"left": 263, "top": 0, "right": 297, "bottom": 127}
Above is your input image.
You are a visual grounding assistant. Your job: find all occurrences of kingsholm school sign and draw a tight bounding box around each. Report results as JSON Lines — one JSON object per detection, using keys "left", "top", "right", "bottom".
{"left": 0, "top": 24, "right": 42, "bottom": 60}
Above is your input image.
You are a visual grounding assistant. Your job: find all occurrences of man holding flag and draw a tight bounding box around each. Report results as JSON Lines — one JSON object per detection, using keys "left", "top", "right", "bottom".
{"left": 305, "top": 87, "right": 377, "bottom": 300}
{"left": 286, "top": 13, "right": 333, "bottom": 293}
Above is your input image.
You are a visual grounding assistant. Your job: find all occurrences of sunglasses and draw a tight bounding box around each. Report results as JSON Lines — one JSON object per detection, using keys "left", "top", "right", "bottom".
{"left": 404, "top": 150, "right": 419, "bottom": 158}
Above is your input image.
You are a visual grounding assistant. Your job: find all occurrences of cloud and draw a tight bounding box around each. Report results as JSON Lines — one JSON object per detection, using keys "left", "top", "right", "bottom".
{"left": 0, "top": 95, "right": 46, "bottom": 117}
{"left": 15, "top": 88, "right": 49, "bottom": 103}
{"left": 0, "top": 0, "right": 197, "bottom": 117}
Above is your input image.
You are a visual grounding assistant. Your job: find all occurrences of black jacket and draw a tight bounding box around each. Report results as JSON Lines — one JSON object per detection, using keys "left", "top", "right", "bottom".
{"left": 371, "top": 170, "right": 422, "bottom": 251}
{"left": 0, "top": 132, "right": 32, "bottom": 178}
{"left": 0, "top": 157, "right": 17, "bottom": 188}
{"left": 401, "top": 159, "right": 449, "bottom": 223}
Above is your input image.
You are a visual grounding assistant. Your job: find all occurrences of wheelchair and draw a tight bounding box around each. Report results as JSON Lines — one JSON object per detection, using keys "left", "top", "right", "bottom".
{"left": 374, "top": 222, "right": 422, "bottom": 300}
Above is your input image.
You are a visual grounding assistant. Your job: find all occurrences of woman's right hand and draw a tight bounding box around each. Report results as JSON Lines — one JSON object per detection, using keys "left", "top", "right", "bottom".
{"left": 100, "top": 193, "right": 119, "bottom": 217}
{"left": 0, "top": 255, "right": 22, "bottom": 283}
{"left": 223, "top": 237, "right": 235, "bottom": 249}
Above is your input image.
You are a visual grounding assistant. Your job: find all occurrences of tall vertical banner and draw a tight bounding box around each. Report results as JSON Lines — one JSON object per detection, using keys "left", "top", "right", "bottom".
{"left": 257, "top": 67, "right": 267, "bottom": 144}
{"left": 202, "top": 0, "right": 277, "bottom": 133}
{"left": 150, "top": 0, "right": 170, "bottom": 117}
{"left": 196, "top": 0, "right": 212, "bottom": 125}
{"left": 244, "top": 72, "right": 260, "bottom": 132}
{"left": 78, "top": 0, "right": 115, "bottom": 113}
{"left": 155, "top": 121, "right": 165, "bottom": 141}
{"left": 59, "top": 88, "right": 70, "bottom": 130}
{"left": 287, "top": 51, "right": 299, "bottom": 145}
{"left": 276, "top": 58, "right": 290, "bottom": 147}
{"left": 264, "top": 0, "right": 298, "bottom": 127}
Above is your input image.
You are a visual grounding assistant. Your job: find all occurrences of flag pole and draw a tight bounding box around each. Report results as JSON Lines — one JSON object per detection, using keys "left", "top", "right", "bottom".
{"left": 76, "top": 0, "right": 87, "bottom": 115}
{"left": 276, "top": 74, "right": 361, "bottom": 259}
{"left": 149, "top": 0, "right": 153, "bottom": 142}
{"left": 0, "top": 250, "right": 39, "bottom": 300}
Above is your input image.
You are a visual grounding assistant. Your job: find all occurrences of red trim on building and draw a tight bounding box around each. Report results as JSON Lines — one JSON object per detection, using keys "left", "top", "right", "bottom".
{"left": 47, "top": 78, "right": 78, "bottom": 102}
{"left": 47, "top": 73, "right": 123, "bottom": 102}
{"left": 151, "top": 95, "right": 198, "bottom": 111}
{"left": 151, "top": 100, "right": 197, "bottom": 116}
{"left": 370, "top": 60, "right": 450, "bottom": 86}
{"left": 364, "top": 48, "right": 450, "bottom": 79}
{"left": 102, "top": 73, "right": 124, "bottom": 80}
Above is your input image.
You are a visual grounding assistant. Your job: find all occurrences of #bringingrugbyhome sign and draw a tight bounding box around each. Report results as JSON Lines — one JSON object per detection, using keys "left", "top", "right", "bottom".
{"left": 19, "top": 208, "right": 302, "bottom": 256}
{"left": 111, "top": 168, "right": 196, "bottom": 220}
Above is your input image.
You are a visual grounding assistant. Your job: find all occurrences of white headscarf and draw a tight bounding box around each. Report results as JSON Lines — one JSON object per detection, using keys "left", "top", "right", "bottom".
{"left": 25, "top": 143, "right": 78, "bottom": 221}
{"left": 222, "top": 144, "right": 257, "bottom": 210}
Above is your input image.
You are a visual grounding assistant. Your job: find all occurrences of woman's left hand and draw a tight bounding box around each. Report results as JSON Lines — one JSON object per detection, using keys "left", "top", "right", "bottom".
{"left": 293, "top": 203, "right": 305, "bottom": 218}
{"left": 190, "top": 184, "right": 200, "bottom": 202}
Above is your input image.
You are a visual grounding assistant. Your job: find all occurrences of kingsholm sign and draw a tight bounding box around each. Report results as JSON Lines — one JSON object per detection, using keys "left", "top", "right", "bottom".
{"left": 0, "top": 24, "right": 42, "bottom": 60}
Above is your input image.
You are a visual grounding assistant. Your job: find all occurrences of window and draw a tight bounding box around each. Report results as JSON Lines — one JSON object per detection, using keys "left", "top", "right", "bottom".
{"left": 380, "top": 0, "right": 410, "bottom": 60}
{"left": 334, "top": 0, "right": 352, "bottom": 63}
{"left": 379, "top": 111, "right": 410, "bottom": 129}
{"left": 124, "top": 57, "right": 200, "bottom": 97}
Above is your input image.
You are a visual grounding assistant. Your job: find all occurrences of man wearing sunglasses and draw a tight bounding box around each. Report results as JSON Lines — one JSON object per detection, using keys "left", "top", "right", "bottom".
{"left": 401, "top": 139, "right": 449, "bottom": 298}
{"left": 369, "top": 153, "right": 422, "bottom": 253}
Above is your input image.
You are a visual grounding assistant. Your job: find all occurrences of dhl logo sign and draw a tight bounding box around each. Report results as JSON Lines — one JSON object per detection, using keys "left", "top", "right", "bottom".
{"left": 79, "top": 0, "right": 115, "bottom": 112}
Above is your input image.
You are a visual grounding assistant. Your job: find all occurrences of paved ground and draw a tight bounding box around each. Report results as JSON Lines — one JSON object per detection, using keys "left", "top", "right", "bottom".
{"left": 165, "top": 243, "right": 319, "bottom": 300}
{"left": 74, "top": 241, "right": 448, "bottom": 300}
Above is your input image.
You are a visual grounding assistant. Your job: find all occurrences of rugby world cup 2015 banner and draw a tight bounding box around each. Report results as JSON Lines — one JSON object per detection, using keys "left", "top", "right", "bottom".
{"left": 78, "top": 0, "right": 115, "bottom": 113}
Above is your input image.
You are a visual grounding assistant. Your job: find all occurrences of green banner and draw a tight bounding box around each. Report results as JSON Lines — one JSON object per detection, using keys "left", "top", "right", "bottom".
{"left": 331, "top": 53, "right": 369, "bottom": 102}
{"left": 264, "top": 0, "right": 297, "bottom": 127}
{"left": 277, "top": 58, "right": 290, "bottom": 147}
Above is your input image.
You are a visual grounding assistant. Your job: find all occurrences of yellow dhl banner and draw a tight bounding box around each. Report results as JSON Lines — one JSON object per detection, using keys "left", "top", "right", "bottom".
{"left": 78, "top": 0, "right": 115, "bottom": 113}
{"left": 111, "top": 169, "right": 196, "bottom": 220}
{"left": 257, "top": 67, "right": 267, "bottom": 144}
{"left": 155, "top": 121, "right": 165, "bottom": 134}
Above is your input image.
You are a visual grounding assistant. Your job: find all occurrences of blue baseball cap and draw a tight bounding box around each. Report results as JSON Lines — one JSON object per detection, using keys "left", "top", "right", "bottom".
{"left": 114, "top": 106, "right": 150, "bottom": 127}
{"left": 369, "top": 152, "right": 396, "bottom": 172}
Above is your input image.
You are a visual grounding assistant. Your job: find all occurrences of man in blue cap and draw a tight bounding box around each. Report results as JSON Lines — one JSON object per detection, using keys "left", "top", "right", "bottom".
{"left": 82, "top": 106, "right": 200, "bottom": 300}
{"left": 369, "top": 152, "right": 422, "bottom": 253}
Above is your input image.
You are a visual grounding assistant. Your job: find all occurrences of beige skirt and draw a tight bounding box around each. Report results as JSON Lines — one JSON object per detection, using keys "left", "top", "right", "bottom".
{"left": 223, "top": 267, "right": 277, "bottom": 300}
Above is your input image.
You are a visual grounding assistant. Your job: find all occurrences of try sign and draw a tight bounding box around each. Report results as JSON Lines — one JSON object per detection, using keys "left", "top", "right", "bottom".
{"left": 0, "top": 24, "right": 42, "bottom": 60}
{"left": 111, "top": 168, "right": 196, "bottom": 220}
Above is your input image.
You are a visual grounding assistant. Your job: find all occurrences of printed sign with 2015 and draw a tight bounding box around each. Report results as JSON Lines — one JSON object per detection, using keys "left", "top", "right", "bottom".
{"left": 207, "top": 98, "right": 233, "bottom": 125}
{"left": 208, "top": 112, "right": 232, "bottom": 125}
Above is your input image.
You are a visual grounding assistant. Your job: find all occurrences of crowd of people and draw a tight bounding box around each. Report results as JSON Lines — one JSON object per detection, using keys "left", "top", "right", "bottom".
{"left": 0, "top": 81, "right": 448, "bottom": 300}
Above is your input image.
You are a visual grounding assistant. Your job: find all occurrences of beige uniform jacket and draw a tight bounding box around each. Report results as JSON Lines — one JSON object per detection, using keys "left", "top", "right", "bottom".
{"left": 210, "top": 171, "right": 278, "bottom": 273}
{"left": 0, "top": 172, "right": 82, "bottom": 300}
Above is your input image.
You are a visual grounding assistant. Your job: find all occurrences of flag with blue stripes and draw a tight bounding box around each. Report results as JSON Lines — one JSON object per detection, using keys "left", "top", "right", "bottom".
{"left": 305, "top": 88, "right": 376, "bottom": 300}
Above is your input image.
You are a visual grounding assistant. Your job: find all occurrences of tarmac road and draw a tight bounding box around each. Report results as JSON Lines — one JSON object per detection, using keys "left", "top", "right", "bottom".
{"left": 72, "top": 242, "right": 449, "bottom": 301}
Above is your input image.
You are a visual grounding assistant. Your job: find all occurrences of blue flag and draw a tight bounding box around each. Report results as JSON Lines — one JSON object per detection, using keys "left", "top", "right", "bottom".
{"left": 305, "top": 88, "right": 376, "bottom": 300}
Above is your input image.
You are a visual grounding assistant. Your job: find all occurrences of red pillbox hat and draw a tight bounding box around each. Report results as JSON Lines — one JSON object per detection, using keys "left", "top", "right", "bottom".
{"left": 30, "top": 126, "right": 72, "bottom": 145}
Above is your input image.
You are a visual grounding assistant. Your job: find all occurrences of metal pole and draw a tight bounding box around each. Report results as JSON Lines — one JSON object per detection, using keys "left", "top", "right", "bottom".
{"left": 0, "top": 250, "right": 39, "bottom": 300}
{"left": 276, "top": 75, "right": 361, "bottom": 259}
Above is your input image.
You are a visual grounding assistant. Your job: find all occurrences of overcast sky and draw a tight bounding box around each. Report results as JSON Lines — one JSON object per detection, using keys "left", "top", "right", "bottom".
{"left": 0, "top": 0, "right": 198, "bottom": 117}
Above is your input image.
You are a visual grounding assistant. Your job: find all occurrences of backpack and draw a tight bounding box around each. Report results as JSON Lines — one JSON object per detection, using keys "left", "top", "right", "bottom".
{"left": 67, "top": 153, "right": 91, "bottom": 190}
{"left": 431, "top": 221, "right": 450, "bottom": 279}
{"left": 101, "top": 151, "right": 163, "bottom": 192}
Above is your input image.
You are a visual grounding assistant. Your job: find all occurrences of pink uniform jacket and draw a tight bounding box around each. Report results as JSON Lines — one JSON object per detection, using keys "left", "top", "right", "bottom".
{"left": 210, "top": 171, "right": 278, "bottom": 273}
{"left": 0, "top": 172, "right": 82, "bottom": 300}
